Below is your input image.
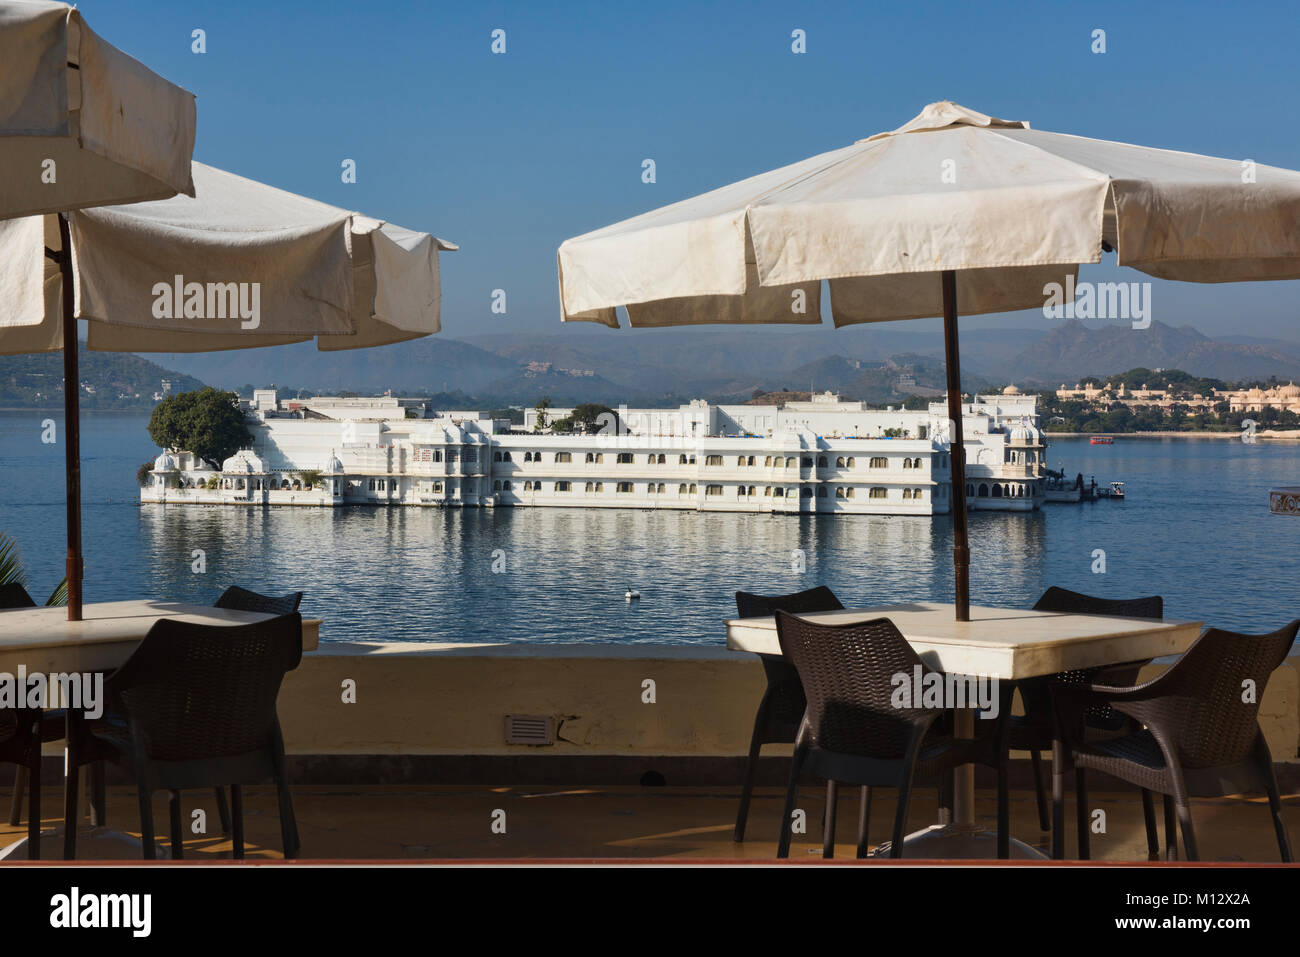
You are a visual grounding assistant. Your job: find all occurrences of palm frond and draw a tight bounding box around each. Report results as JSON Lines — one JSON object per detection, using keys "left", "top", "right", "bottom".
{"left": 45, "top": 577, "right": 67, "bottom": 607}
{"left": 0, "top": 530, "right": 28, "bottom": 589}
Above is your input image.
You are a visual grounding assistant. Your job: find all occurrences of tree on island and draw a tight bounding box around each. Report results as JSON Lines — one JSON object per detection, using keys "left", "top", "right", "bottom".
{"left": 551, "top": 403, "right": 617, "bottom": 434}
{"left": 148, "top": 387, "right": 252, "bottom": 466}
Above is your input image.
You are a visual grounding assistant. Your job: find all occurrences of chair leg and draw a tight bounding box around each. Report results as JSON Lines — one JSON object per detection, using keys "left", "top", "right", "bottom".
{"left": 1051, "top": 737, "right": 1067, "bottom": 859}
{"left": 1141, "top": 789, "right": 1159, "bottom": 860}
{"left": 996, "top": 760, "right": 1009, "bottom": 860}
{"left": 733, "top": 708, "right": 768, "bottom": 842}
{"left": 62, "top": 759, "right": 79, "bottom": 861}
{"left": 776, "top": 737, "right": 807, "bottom": 859}
{"left": 855, "top": 786, "right": 872, "bottom": 859}
{"left": 275, "top": 774, "right": 299, "bottom": 859}
{"left": 168, "top": 790, "right": 184, "bottom": 860}
{"left": 136, "top": 784, "right": 155, "bottom": 861}
{"left": 1163, "top": 793, "right": 1177, "bottom": 861}
{"left": 1075, "top": 768, "right": 1090, "bottom": 860}
{"left": 891, "top": 774, "right": 916, "bottom": 859}
{"left": 230, "top": 784, "right": 244, "bottom": 859}
{"left": 822, "top": 780, "right": 838, "bottom": 859}
{"left": 1260, "top": 774, "right": 1292, "bottom": 863}
{"left": 1175, "top": 798, "right": 1198, "bottom": 862}
{"left": 90, "top": 762, "right": 106, "bottom": 827}
{"left": 1029, "top": 750, "right": 1050, "bottom": 831}
{"left": 9, "top": 765, "right": 27, "bottom": 826}
{"left": 26, "top": 757, "right": 40, "bottom": 860}
{"left": 214, "top": 786, "right": 232, "bottom": 835}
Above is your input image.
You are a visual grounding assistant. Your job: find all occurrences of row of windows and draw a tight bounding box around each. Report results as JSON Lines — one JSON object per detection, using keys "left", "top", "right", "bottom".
{"left": 966, "top": 482, "right": 1035, "bottom": 498}
{"left": 415, "top": 449, "right": 477, "bottom": 463}
{"left": 496, "top": 482, "right": 930, "bottom": 500}
{"left": 500, "top": 452, "right": 935, "bottom": 469}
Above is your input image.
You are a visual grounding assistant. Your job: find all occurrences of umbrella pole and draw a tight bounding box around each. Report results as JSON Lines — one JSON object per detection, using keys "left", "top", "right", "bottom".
{"left": 57, "top": 213, "right": 83, "bottom": 622}
{"left": 941, "top": 270, "right": 970, "bottom": 621}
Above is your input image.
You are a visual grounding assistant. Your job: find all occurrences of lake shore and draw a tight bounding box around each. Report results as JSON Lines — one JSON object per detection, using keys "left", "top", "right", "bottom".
{"left": 1047, "top": 430, "right": 1300, "bottom": 440}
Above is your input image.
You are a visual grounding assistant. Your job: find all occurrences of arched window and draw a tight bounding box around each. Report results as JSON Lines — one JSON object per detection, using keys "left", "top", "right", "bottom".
{"left": 617, "top": 482, "right": 634, "bottom": 493}
{"left": 585, "top": 452, "right": 595, "bottom": 463}
{"left": 556, "top": 480, "right": 571, "bottom": 492}
{"left": 657, "top": 483, "right": 665, "bottom": 493}
{"left": 689, "top": 483, "right": 697, "bottom": 494}
{"left": 764, "top": 456, "right": 772, "bottom": 467}
{"left": 846, "top": 457, "right": 855, "bottom": 468}
{"left": 816, "top": 487, "right": 826, "bottom": 497}
{"left": 555, "top": 452, "right": 572, "bottom": 464}
{"left": 494, "top": 451, "right": 502, "bottom": 462}
{"left": 747, "top": 456, "right": 755, "bottom": 467}
{"left": 679, "top": 454, "right": 688, "bottom": 464}
{"left": 992, "top": 484, "right": 1003, "bottom": 498}
{"left": 493, "top": 480, "right": 501, "bottom": 491}
{"left": 801, "top": 457, "right": 813, "bottom": 468}
{"left": 869, "top": 487, "right": 888, "bottom": 499}
{"left": 978, "top": 484, "right": 989, "bottom": 497}
{"left": 836, "top": 456, "right": 845, "bottom": 467}
{"left": 657, "top": 454, "right": 666, "bottom": 465}
{"left": 678, "top": 483, "right": 687, "bottom": 495}
{"left": 817, "top": 455, "right": 827, "bottom": 468}
{"left": 737, "top": 456, "right": 746, "bottom": 467}
{"left": 773, "top": 488, "right": 784, "bottom": 497}
{"left": 503, "top": 481, "right": 511, "bottom": 491}
{"left": 800, "top": 488, "right": 813, "bottom": 498}
{"left": 748, "top": 486, "right": 756, "bottom": 495}
{"left": 501, "top": 451, "right": 510, "bottom": 462}
{"left": 706, "top": 485, "right": 723, "bottom": 496}
{"left": 785, "top": 457, "right": 796, "bottom": 469}
{"left": 903, "top": 488, "right": 912, "bottom": 500}
{"left": 870, "top": 457, "right": 888, "bottom": 469}
{"left": 617, "top": 452, "right": 634, "bottom": 464}
{"left": 594, "top": 482, "right": 603, "bottom": 492}
{"left": 903, "top": 459, "right": 912, "bottom": 469}
{"left": 706, "top": 455, "right": 723, "bottom": 466}
{"left": 585, "top": 481, "right": 594, "bottom": 492}
{"left": 845, "top": 487, "right": 855, "bottom": 499}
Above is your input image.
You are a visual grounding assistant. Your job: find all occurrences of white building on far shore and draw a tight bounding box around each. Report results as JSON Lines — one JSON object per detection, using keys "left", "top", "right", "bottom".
{"left": 141, "top": 388, "right": 1047, "bottom": 514}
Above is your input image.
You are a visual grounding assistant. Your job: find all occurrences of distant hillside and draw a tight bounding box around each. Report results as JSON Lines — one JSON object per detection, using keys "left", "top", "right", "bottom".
{"left": 1009, "top": 320, "right": 1300, "bottom": 385}
{"left": 0, "top": 345, "right": 205, "bottom": 409}
{"left": 151, "top": 337, "right": 519, "bottom": 396}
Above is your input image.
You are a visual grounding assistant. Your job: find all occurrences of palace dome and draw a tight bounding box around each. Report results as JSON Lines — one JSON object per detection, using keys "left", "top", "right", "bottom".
{"left": 321, "top": 452, "right": 344, "bottom": 473}
{"left": 1009, "top": 421, "right": 1041, "bottom": 444}
{"left": 1002, "top": 384, "right": 1021, "bottom": 395}
{"left": 221, "top": 449, "right": 265, "bottom": 473}
{"left": 153, "top": 452, "right": 178, "bottom": 472}
{"left": 1279, "top": 382, "right": 1300, "bottom": 398}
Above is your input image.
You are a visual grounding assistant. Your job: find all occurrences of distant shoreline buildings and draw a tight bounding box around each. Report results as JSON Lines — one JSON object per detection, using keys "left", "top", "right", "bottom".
{"left": 1056, "top": 379, "right": 1300, "bottom": 415}
{"left": 141, "top": 388, "right": 1049, "bottom": 515}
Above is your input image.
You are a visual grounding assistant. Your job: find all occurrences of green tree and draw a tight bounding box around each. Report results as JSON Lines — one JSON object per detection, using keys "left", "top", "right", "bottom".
{"left": 534, "top": 396, "right": 552, "bottom": 430}
{"left": 148, "top": 388, "right": 252, "bottom": 467}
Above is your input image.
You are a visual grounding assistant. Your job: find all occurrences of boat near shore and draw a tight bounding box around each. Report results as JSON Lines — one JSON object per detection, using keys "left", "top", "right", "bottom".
{"left": 1089, "top": 436, "right": 1114, "bottom": 445}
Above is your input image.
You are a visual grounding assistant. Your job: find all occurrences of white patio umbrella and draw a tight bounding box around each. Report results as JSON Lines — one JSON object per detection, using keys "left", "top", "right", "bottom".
{"left": 558, "top": 100, "right": 1300, "bottom": 619}
{"left": 1, "top": 0, "right": 197, "bottom": 621}
{"left": 0, "top": 163, "right": 456, "bottom": 618}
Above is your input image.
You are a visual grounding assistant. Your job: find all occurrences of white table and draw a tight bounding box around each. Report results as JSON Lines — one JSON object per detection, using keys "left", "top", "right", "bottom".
{"left": 725, "top": 601, "right": 1202, "bottom": 859}
{"left": 0, "top": 599, "right": 319, "bottom": 859}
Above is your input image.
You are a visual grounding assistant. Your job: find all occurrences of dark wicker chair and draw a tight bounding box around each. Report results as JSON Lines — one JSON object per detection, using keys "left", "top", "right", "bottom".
{"left": 207, "top": 586, "right": 303, "bottom": 833}
{"left": 215, "top": 586, "right": 304, "bottom": 616}
{"left": 774, "top": 611, "right": 1010, "bottom": 859}
{"left": 1010, "top": 586, "right": 1162, "bottom": 849}
{"left": 1051, "top": 620, "right": 1299, "bottom": 862}
{"left": 63, "top": 613, "right": 303, "bottom": 860}
{"left": 0, "top": 582, "right": 41, "bottom": 857}
{"left": 733, "top": 586, "right": 846, "bottom": 843}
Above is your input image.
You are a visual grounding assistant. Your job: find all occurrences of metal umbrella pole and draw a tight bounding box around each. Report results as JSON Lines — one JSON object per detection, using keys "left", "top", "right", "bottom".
{"left": 940, "top": 270, "right": 969, "bottom": 622}
{"left": 50, "top": 213, "right": 83, "bottom": 622}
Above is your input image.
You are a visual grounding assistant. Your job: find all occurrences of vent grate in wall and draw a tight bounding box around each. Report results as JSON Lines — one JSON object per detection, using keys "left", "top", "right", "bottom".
{"left": 505, "top": 714, "right": 555, "bottom": 746}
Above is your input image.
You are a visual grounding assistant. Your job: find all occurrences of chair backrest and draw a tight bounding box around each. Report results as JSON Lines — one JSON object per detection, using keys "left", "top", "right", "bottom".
{"left": 1131, "top": 620, "right": 1300, "bottom": 769}
{"left": 774, "top": 610, "right": 935, "bottom": 759}
{"left": 0, "top": 583, "right": 36, "bottom": 609}
{"left": 108, "top": 613, "right": 303, "bottom": 762}
{"left": 1033, "top": 586, "right": 1163, "bottom": 620}
{"left": 214, "top": 585, "right": 303, "bottom": 616}
{"left": 735, "top": 585, "right": 844, "bottom": 619}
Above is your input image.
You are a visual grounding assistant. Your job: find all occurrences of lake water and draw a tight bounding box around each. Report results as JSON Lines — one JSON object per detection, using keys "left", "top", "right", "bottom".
{"left": 1, "top": 410, "right": 1297, "bottom": 643}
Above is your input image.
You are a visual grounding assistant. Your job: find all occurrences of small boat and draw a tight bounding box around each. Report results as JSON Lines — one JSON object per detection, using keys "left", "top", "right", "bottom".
{"left": 1108, "top": 481, "right": 1125, "bottom": 499}
{"left": 1090, "top": 436, "right": 1114, "bottom": 445}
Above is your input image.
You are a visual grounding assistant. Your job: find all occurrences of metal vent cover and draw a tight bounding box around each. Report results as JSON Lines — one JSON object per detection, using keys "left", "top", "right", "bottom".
{"left": 505, "top": 714, "right": 555, "bottom": 746}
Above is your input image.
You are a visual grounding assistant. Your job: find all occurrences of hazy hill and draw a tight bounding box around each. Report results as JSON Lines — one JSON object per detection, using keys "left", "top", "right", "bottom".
{"left": 1008, "top": 320, "right": 1300, "bottom": 385}
{"left": 0, "top": 345, "right": 204, "bottom": 409}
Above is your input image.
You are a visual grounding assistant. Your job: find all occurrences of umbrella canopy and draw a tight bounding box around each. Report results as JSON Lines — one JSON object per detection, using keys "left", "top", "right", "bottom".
{"left": 0, "top": 0, "right": 195, "bottom": 218}
{"left": 558, "top": 100, "right": 1300, "bottom": 619}
{"left": 0, "top": 163, "right": 455, "bottom": 621}
{"left": 0, "top": 162, "right": 457, "bottom": 355}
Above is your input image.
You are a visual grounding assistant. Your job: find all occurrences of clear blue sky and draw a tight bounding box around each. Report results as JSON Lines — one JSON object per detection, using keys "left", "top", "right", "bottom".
{"left": 82, "top": 0, "right": 1300, "bottom": 342}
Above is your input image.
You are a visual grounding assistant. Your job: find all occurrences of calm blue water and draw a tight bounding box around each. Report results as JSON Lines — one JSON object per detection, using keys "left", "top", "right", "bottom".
{"left": 1, "top": 410, "right": 1297, "bottom": 643}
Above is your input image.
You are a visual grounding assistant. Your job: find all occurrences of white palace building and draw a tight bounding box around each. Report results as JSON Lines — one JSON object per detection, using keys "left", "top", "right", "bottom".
{"left": 140, "top": 388, "right": 1048, "bottom": 515}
